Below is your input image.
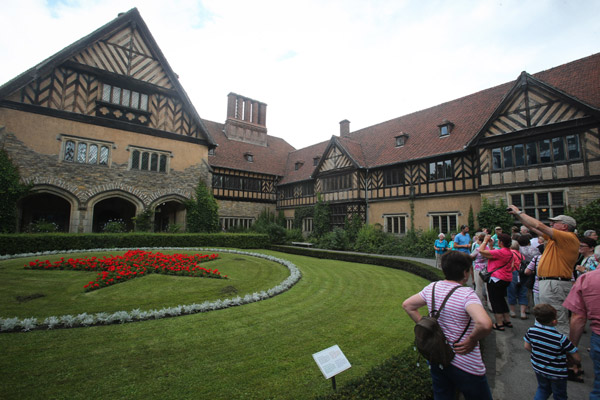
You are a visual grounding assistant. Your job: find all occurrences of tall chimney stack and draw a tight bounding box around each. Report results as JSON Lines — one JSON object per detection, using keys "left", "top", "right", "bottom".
{"left": 339, "top": 119, "right": 350, "bottom": 137}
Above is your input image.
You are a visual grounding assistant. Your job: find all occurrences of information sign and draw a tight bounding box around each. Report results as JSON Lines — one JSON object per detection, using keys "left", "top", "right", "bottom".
{"left": 312, "top": 344, "right": 351, "bottom": 380}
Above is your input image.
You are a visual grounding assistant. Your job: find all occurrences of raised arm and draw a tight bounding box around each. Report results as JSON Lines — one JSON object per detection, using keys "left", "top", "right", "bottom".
{"left": 478, "top": 235, "right": 494, "bottom": 259}
{"left": 507, "top": 205, "right": 554, "bottom": 239}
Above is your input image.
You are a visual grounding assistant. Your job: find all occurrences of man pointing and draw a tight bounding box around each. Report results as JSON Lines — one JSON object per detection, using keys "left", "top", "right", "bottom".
{"left": 507, "top": 205, "right": 579, "bottom": 335}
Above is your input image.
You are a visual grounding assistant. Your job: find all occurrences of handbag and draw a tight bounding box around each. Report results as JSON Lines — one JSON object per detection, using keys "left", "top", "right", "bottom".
{"left": 479, "top": 257, "right": 512, "bottom": 283}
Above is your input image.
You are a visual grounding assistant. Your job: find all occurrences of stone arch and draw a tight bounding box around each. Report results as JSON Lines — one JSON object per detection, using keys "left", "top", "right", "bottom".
{"left": 18, "top": 185, "right": 80, "bottom": 233}
{"left": 150, "top": 194, "right": 188, "bottom": 232}
{"left": 87, "top": 190, "right": 144, "bottom": 233}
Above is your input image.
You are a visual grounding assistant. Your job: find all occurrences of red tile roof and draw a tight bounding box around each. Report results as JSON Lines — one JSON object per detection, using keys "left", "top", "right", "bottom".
{"left": 279, "top": 141, "right": 329, "bottom": 185}
{"left": 343, "top": 52, "right": 600, "bottom": 169}
{"left": 203, "top": 119, "right": 295, "bottom": 176}
{"left": 205, "top": 52, "right": 600, "bottom": 185}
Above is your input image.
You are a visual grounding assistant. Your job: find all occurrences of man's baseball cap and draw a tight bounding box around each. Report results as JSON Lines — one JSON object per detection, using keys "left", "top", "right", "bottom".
{"left": 549, "top": 215, "right": 577, "bottom": 228}
{"left": 495, "top": 226, "right": 502, "bottom": 231}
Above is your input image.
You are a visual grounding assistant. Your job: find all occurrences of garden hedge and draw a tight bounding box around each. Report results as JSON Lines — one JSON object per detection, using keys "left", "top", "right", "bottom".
{"left": 0, "top": 233, "right": 269, "bottom": 256}
{"left": 270, "top": 245, "right": 444, "bottom": 282}
{"left": 314, "top": 347, "right": 432, "bottom": 400}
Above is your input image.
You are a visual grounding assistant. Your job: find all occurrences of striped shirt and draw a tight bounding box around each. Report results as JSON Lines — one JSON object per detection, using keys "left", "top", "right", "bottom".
{"left": 524, "top": 321, "right": 577, "bottom": 378}
{"left": 419, "top": 280, "right": 485, "bottom": 375}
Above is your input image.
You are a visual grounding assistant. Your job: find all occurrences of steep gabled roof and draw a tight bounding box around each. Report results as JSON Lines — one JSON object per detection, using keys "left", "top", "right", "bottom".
{"left": 203, "top": 119, "right": 295, "bottom": 176}
{"left": 279, "top": 141, "right": 329, "bottom": 185}
{"left": 0, "top": 8, "right": 216, "bottom": 146}
{"left": 343, "top": 52, "right": 600, "bottom": 168}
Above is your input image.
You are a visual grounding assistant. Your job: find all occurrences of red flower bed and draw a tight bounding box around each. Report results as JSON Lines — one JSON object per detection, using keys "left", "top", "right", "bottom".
{"left": 25, "top": 250, "right": 224, "bottom": 292}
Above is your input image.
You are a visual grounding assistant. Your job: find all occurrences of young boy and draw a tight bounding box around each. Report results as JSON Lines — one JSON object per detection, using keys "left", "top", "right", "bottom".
{"left": 524, "top": 304, "right": 580, "bottom": 400}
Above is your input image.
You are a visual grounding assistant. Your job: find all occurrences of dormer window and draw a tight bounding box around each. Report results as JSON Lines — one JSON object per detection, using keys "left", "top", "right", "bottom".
{"left": 395, "top": 133, "right": 408, "bottom": 147}
{"left": 208, "top": 148, "right": 215, "bottom": 156}
{"left": 313, "top": 156, "right": 320, "bottom": 166}
{"left": 244, "top": 153, "right": 254, "bottom": 162}
{"left": 438, "top": 120, "right": 454, "bottom": 137}
{"left": 295, "top": 161, "right": 304, "bottom": 170}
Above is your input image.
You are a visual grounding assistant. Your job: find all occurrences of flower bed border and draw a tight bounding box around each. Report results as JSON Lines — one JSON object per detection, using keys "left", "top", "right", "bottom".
{"left": 0, "top": 248, "right": 301, "bottom": 333}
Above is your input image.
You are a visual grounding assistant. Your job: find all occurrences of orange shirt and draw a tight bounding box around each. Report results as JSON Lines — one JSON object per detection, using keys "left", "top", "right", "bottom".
{"left": 537, "top": 229, "right": 579, "bottom": 278}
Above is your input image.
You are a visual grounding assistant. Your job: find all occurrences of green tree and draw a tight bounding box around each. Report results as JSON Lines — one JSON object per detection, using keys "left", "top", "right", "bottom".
{"left": 133, "top": 207, "right": 154, "bottom": 232}
{"left": 567, "top": 198, "right": 600, "bottom": 233}
{"left": 477, "top": 198, "right": 513, "bottom": 233}
{"left": 313, "top": 193, "right": 330, "bottom": 238}
{"left": 468, "top": 205, "right": 475, "bottom": 230}
{"left": 0, "top": 149, "right": 30, "bottom": 233}
{"left": 185, "top": 179, "right": 220, "bottom": 233}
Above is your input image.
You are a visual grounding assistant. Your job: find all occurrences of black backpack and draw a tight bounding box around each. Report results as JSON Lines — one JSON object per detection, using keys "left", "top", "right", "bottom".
{"left": 414, "top": 282, "right": 471, "bottom": 367}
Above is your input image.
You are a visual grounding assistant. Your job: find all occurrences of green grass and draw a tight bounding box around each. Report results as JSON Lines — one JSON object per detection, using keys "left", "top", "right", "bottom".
{"left": 0, "top": 249, "right": 429, "bottom": 400}
{"left": 0, "top": 250, "right": 289, "bottom": 318}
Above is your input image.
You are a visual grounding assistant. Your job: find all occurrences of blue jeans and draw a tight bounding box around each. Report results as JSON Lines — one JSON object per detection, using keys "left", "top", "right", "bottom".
{"left": 430, "top": 363, "right": 493, "bottom": 400}
{"left": 534, "top": 372, "right": 566, "bottom": 400}
{"left": 591, "top": 332, "right": 600, "bottom": 400}
{"left": 507, "top": 270, "right": 528, "bottom": 306}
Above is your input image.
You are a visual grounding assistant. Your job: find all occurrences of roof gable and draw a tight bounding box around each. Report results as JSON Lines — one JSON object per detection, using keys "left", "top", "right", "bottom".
{"left": 69, "top": 24, "right": 174, "bottom": 89}
{"left": 314, "top": 137, "right": 359, "bottom": 176}
{"left": 471, "top": 72, "right": 599, "bottom": 144}
{"left": 0, "top": 8, "right": 215, "bottom": 146}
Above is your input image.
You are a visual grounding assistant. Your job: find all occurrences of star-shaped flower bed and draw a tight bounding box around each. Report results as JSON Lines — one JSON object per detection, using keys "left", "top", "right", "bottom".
{"left": 24, "top": 250, "right": 225, "bottom": 292}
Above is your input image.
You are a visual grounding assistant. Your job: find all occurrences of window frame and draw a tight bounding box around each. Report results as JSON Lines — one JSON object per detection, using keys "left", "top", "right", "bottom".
{"left": 128, "top": 146, "right": 170, "bottom": 173}
{"left": 384, "top": 214, "right": 408, "bottom": 235}
{"left": 429, "top": 213, "right": 458, "bottom": 234}
{"left": 60, "top": 135, "right": 112, "bottom": 166}
{"left": 102, "top": 83, "right": 150, "bottom": 112}
{"left": 491, "top": 134, "right": 582, "bottom": 171}
{"left": 508, "top": 190, "right": 566, "bottom": 223}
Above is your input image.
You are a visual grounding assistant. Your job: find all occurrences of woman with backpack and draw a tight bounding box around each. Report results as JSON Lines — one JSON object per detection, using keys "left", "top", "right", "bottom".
{"left": 402, "top": 251, "right": 493, "bottom": 400}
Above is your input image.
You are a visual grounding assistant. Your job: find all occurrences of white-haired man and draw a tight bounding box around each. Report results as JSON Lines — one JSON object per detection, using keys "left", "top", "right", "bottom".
{"left": 508, "top": 206, "right": 579, "bottom": 335}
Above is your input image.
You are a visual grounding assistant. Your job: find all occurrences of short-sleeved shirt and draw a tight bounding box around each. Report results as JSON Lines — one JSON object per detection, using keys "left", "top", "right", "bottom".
{"left": 537, "top": 229, "right": 579, "bottom": 278}
{"left": 419, "top": 281, "right": 485, "bottom": 376}
{"left": 524, "top": 321, "right": 577, "bottom": 378}
{"left": 471, "top": 246, "right": 490, "bottom": 271}
{"left": 454, "top": 233, "right": 471, "bottom": 254}
{"left": 434, "top": 239, "right": 448, "bottom": 255}
{"left": 563, "top": 268, "right": 600, "bottom": 336}
{"left": 487, "top": 248, "right": 515, "bottom": 282}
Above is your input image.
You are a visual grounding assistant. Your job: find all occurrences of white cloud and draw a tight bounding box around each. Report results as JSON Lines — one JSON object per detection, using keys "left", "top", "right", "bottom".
{"left": 1, "top": 0, "right": 599, "bottom": 149}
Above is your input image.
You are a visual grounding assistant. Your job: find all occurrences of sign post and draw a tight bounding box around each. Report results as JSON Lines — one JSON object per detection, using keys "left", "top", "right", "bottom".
{"left": 312, "top": 345, "right": 351, "bottom": 391}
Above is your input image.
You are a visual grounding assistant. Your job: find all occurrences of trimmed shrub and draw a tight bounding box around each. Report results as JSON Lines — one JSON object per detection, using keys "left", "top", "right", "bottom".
{"left": 314, "top": 347, "right": 432, "bottom": 400}
{"left": 271, "top": 245, "right": 443, "bottom": 282}
{"left": 0, "top": 233, "right": 269, "bottom": 256}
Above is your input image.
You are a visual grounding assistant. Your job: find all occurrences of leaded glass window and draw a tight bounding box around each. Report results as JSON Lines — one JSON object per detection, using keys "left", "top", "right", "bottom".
{"left": 77, "top": 143, "right": 87, "bottom": 163}
{"left": 88, "top": 144, "right": 98, "bottom": 164}
{"left": 64, "top": 140, "right": 75, "bottom": 162}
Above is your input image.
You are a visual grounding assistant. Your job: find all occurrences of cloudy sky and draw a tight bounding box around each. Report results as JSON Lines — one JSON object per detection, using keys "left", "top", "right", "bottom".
{"left": 1, "top": 0, "right": 599, "bottom": 149}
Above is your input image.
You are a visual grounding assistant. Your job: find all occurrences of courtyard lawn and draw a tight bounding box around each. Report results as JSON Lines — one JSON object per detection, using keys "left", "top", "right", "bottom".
{"left": 0, "top": 250, "right": 429, "bottom": 400}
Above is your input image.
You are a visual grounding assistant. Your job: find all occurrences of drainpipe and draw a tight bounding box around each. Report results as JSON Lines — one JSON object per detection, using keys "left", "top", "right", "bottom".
{"left": 364, "top": 168, "right": 370, "bottom": 225}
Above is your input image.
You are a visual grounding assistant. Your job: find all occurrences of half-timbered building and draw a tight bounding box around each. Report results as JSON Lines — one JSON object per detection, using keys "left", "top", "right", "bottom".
{"left": 0, "top": 9, "right": 216, "bottom": 233}
{"left": 1, "top": 8, "right": 598, "bottom": 235}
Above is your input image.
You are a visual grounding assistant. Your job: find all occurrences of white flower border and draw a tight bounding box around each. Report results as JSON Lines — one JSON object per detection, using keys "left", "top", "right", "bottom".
{"left": 0, "top": 247, "right": 301, "bottom": 333}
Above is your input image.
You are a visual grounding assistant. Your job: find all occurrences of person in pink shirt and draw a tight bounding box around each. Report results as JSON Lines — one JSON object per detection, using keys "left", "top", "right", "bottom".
{"left": 478, "top": 232, "right": 517, "bottom": 331}
{"left": 563, "top": 267, "right": 600, "bottom": 397}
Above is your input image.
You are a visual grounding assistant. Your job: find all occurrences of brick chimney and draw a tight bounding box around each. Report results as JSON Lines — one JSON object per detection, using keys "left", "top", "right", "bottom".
{"left": 224, "top": 93, "right": 268, "bottom": 146}
{"left": 339, "top": 119, "right": 350, "bottom": 137}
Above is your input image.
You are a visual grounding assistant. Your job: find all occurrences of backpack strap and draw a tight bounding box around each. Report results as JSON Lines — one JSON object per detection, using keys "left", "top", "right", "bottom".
{"left": 432, "top": 282, "right": 472, "bottom": 344}
{"left": 430, "top": 282, "right": 461, "bottom": 318}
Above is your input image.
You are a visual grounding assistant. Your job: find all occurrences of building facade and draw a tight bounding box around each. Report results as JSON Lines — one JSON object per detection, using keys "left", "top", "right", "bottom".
{"left": 1, "top": 9, "right": 598, "bottom": 235}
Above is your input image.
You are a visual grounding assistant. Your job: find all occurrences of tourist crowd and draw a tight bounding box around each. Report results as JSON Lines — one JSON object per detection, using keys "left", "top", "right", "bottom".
{"left": 403, "top": 207, "right": 599, "bottom": 399}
